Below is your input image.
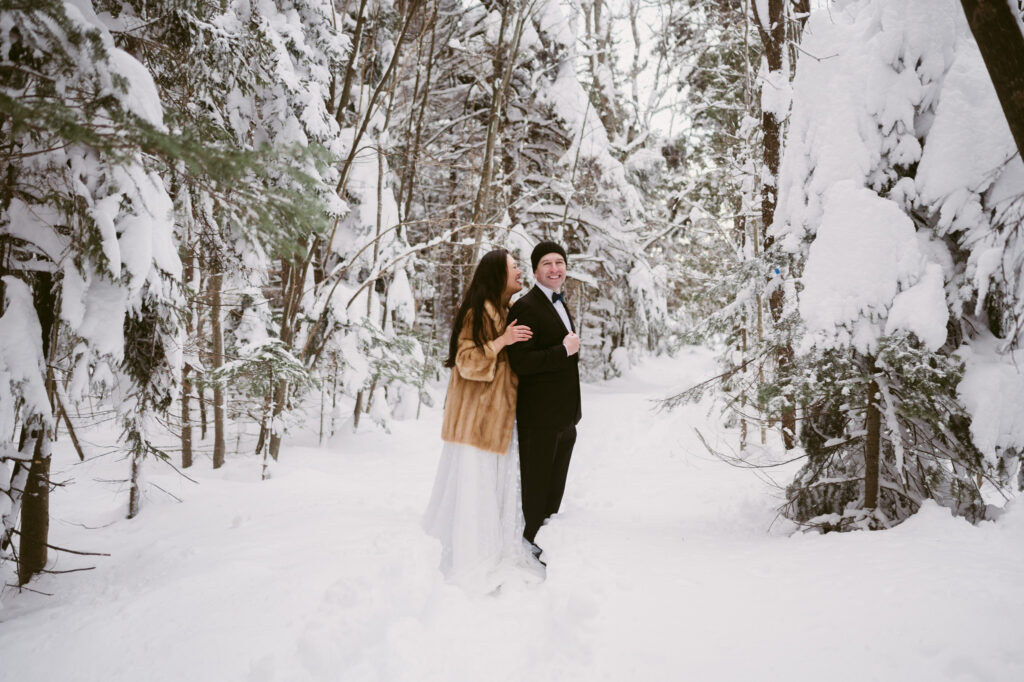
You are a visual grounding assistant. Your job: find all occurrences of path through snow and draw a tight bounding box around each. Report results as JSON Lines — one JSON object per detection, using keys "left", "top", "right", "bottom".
{"left": 1, "top": 349, "right": 1021, "bottom": 681}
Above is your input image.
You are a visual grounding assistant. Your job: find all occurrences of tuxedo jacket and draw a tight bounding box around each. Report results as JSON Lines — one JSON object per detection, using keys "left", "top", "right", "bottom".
{"left": 506, "top": 286, "right": 582, "bottom": 431}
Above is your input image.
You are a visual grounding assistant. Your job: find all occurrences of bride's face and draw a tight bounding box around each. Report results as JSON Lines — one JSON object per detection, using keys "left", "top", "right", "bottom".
{"left": 503, "top": 254, "right": 523, "bottom": 298}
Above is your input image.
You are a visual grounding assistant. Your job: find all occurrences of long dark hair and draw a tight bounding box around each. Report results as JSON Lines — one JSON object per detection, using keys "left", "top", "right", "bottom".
{"left": 444, "top": 249, "right": 509, "bottom": 368}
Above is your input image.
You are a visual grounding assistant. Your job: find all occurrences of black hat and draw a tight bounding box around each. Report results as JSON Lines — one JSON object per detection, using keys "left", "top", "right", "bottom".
{"left": 530, "top": 241, "right": 568, "bottom": 272}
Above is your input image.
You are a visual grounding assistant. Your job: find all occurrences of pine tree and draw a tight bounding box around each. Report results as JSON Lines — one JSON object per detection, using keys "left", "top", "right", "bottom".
{"left": 1, "top": 0, "right": 183, "bottom": 578}
{"left": 770, "top": 0, "right": 1022, "bottom": 529}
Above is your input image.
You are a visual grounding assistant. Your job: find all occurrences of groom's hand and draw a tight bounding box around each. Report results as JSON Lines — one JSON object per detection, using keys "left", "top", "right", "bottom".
{"left": 563, "top": 332, "right": 580, "bottom": 356}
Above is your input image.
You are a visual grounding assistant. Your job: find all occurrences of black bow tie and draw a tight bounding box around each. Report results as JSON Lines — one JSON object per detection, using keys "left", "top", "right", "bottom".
{"left": 551, "top": 291, "right": 565, "bottom": 304}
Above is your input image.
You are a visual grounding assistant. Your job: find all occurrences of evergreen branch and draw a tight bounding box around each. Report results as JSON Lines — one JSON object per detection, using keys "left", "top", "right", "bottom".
{"left": 658, "top": 347, "right": 772, "bottom": 411}
{"left": 694, "top": 427, "right": 807, "bottom": 470}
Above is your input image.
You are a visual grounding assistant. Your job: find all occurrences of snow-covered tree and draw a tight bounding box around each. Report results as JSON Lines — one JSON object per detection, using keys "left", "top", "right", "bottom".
{"left": 771, "top": 0, "right": 1024, "bottom": 529}
{"left": 1, "top": 0, "right": 183, "bottom": 580}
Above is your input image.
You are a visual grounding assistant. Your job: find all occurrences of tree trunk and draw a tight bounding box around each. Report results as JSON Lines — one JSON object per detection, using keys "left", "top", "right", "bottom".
{"left": 196, "top": 260, "right": 208, "bottom": 441}
{"left": 267, "top": 378, "right": 288, "bottom": 461}
{"left": 181, "top": 241, "right": 195, "bottom": 469}
{"left": 755, "top": 0, "right": 797, "bottom": 449}
{"left": 337, "top": 0, "right": 370, "bottom": 126}
{"left": 209, "top": 267, "right": 226, "bottom": 469}
{"left": 402, "top": 1, "right": 439, "bottom": 223}
{"left": 331, "top": 356, "right": 340, "bottom": 437}
{"left": 127, "top": 445, "right": 143, "bottom": 519}
{"left": 471, "top": 0, "right": 527, "bottom": 254}
{"left": 736, "top": 211, "right": 749, "bottom": 449}
{"left": 267, "top": 259, "right": 304, "bottom": 462}
{"left": 864, "top": 366, "right": 881, "bottom": 511}
{"left": 586, "top": 0, "right": 618, "bottom": 137}
{"left": 255, "top": 391, "right": 272, "bottom": 455}
{"left": 18, "top": 270, "right": 58, "bottom": 584}
{"left": 353, "top": 390, "right": 364, "bottom": 432}
{"left": 755, "top": 0, "right": 785, "bottom": 252}
{"left": 470, "top": 0, "right": 511, "bottom": 239}
{"left": 181, "top": 366, "right": 193, "bottom": 468}
{"left": 960, "top": 0, "right": 1024, "bottom": 159}
{"left": 18, "top": 425, "right": 51, "bottom": 584}
{"left": 260, "top": 373, "right": 274, "bottom": 481}
{"left": 0, "top": 456, "right": 29, "bottom": 555}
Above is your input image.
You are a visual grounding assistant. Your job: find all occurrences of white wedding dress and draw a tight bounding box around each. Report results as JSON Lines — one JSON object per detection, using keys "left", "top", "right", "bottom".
{"left": 423, "top": 427, "right": 545, "bottom": 594}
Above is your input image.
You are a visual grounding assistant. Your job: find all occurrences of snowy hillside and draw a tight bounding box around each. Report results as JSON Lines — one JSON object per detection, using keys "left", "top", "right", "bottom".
{"left": 1, "top": 349, "right": 1020, "bottom": 682}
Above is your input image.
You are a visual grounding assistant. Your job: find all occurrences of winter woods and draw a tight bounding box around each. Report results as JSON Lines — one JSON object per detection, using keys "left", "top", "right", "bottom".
{"left": 0, "top": 0, "right": 672, "bottom": 586}
{"left": 1, "top": 0, "right": 1023, "bottom": 592}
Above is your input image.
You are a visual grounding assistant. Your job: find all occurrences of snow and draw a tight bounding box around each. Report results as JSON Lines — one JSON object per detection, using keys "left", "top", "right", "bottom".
{"left": 958, "top": 340, "right": 1024, "bottom": 465}
{"left": 799, "top": 181, "right": 947, "bottom": 353}
{"left": 385, "top": 267, "right": 415, "bottom": 329}
{"left": 754, "top": 0, "right": 771, "bottom": 31}
{"left": 771, "top": 4, "right": 876, "bottom": 250}
{"left": 915, "top": 40, "right": 1018, "bottom": 232}
{"left": 116, "top": 166, "right": 181, "bottom": 286}
{"left": 73, "top": 275, "right": 129, "bottom": 360}
{"left": 772, "top": 0, "right": 966, "bottom": 250}
{"left": 884, "top": 263, "right": 948, "bottom": 350}
{"left": 107, "top": 46, "right": 166, "bottom": 128}
{"left": 759, "top": 63, "right": 791, "bottom": 119}
{"left": 533, "top": 0, "right": 574, "bottom": 49}
{"left": 1, "top": 351, "right": 1021, "bottom": 681}
{"left": 0, "top": 278, "right": 53, "bottom": 440}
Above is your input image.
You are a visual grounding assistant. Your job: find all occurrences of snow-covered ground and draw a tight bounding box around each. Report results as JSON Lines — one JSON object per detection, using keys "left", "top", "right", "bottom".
{"left": 1, "top": 349, "right": 1021, "bottom": 681}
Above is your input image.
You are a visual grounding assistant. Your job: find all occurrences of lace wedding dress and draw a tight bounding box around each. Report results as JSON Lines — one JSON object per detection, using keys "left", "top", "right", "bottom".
{"left": 423, "top": 428, "right": 545, "bottom": 594}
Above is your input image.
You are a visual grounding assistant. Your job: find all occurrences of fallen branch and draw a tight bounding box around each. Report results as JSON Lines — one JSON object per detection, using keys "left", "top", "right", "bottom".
{"left": 694, "top": 427, "right": 807, "bottom": 470}
{"left": 40, "top": 566, "right": 96, "bottom": 575}
{"left": 8, "top": 530, "right": 112, "bottom": 557}
{"left": 149, "top": 481, "right": 183, "bottom": 503}
{"left": 4, "top": 583, "right": 52, "bottom": 596}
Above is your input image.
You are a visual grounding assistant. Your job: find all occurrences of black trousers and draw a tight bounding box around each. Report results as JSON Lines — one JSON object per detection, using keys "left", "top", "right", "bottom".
{"left": 518, "top": 423, "right": 576, "bottom": 543}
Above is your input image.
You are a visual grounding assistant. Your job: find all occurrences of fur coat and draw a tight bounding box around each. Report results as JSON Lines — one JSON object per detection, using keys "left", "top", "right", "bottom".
{"left": 440, "top": 301, "right": 518, "bottom": 454}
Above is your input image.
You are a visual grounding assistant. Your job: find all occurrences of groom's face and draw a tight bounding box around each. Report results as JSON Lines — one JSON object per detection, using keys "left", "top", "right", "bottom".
{"left": 535, "top": 253, "right": 566, "bottom": 293}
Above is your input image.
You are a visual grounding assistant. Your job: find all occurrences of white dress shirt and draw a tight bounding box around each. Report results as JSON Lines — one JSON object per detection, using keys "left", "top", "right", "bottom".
{"left": 535, "top": 282, "right": 572, "bottom": 332}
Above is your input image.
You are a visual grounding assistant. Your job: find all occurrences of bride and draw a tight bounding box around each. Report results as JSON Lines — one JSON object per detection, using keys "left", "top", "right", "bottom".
{"left": 423, "top": 248, "right": 545, "bottom": 592}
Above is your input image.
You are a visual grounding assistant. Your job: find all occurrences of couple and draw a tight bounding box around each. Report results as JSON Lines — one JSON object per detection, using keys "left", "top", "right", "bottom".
{"left": 423, "top": 241, "right": 582, "bottom": 593}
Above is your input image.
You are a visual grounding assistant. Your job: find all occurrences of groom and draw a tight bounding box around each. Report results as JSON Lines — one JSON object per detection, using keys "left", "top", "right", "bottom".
{"left": 507, "top": 241, "right": 582, "bottom": 556}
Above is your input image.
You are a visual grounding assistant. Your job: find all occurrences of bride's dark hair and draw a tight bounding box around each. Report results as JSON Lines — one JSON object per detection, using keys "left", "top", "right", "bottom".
{"left": 444, "top": 249, "right": 509, "bottom": 369}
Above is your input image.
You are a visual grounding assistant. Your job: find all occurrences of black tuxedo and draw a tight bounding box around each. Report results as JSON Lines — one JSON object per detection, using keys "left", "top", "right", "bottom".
{"left": 507, "top": 286, "right": 581, "bottom": 543}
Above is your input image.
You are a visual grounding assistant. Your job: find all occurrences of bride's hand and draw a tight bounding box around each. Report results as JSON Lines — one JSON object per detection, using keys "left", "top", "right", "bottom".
{"left": 501, "top": 319, "right": 532, "bottom": 346}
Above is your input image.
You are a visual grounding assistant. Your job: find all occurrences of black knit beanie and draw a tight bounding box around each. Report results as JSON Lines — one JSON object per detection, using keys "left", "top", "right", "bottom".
{"left": 530, "top": 241, "right": 568, "bottom": 272}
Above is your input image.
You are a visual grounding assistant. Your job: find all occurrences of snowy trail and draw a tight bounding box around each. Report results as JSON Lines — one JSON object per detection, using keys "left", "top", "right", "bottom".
{"left": 1, "top": 350, "right": 1022, "bottom": 682}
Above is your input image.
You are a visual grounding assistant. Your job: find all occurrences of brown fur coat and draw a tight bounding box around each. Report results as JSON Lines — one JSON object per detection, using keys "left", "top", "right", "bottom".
{"left": 440, "top": 301, "right": 518, "bottom": 454}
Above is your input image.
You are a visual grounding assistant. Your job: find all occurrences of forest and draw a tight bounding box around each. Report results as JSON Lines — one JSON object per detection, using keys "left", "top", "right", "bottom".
{"left": 1, "top": 0, "right": 1023, "bottom": 623}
